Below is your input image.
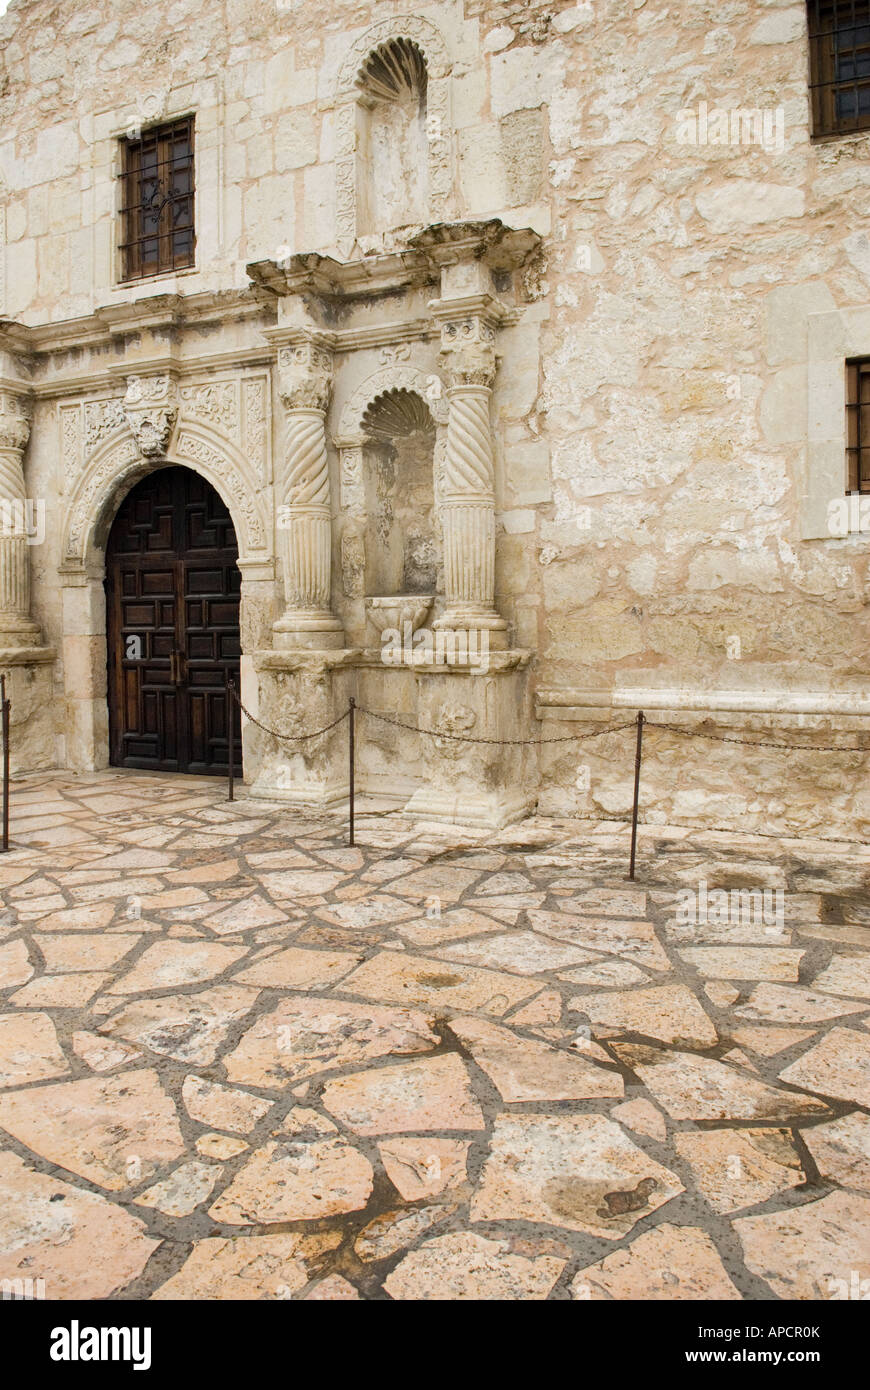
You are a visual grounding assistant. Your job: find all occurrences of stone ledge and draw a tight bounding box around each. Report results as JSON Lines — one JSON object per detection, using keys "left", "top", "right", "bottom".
{"left": 0, "top": 646, "right": 57, "bottom": 667}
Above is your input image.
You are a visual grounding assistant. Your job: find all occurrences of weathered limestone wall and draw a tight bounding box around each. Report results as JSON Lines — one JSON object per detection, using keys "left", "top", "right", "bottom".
{"left": 0, "top": 0, "right": 868, "bottom": 833}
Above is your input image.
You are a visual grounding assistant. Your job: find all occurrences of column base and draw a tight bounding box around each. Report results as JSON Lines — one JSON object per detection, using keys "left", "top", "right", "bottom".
{"left": 0, "top": 617, "right": 43, "bottom": 649}
{"left": 249, "top": 772, "right": 350, "bottom": 810}
{"left": 433, "top": 609, "right": 508, "bottom": 651}
{"left": 403, "top": 785, "right": 535, "bottom": 830}
{"left": 272, "top": 610, "right": 345, "bottom": 651}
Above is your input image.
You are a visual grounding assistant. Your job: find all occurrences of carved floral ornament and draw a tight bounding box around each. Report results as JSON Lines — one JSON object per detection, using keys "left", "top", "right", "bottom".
{"left": 440, "top": 318, "right": 497, "bottom": 390}
{"left": 0, "top": 390, "right": 32, "bottom": 453}
{"left": 277, "top": 344, "right": 334, "bottom": 413}
{"left": 123, "top": 375, "right": 179, "bottom": 458}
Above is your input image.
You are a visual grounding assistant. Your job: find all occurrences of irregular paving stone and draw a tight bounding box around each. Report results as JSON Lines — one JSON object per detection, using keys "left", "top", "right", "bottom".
{"left": 10, "top": 972, "right": 113, "bottom": 1008}
{"left": 383, "top": 1231, "right": 565, "bottom": 1301}
{"left": 0, "top": 1151, "right": 159, "bottom": 1299}
{"left": 275, "top": 1106, "right": 337, "bottom": 1137}
{"left": 729, "top": 1025, "right": 818, "bottom": 1056}
{"left": 196, "top": 1133, "right": 248, "bottom": 1160}
{"left": 0, "top": 1011, "right": 70, "bottom": 1087}
{"left": 705, "top": 982, "right": 741, "bottom": 1007}
{"left": 181, "top": 1075, "right": 272, "bottom": 1134}
{"left": 317, "top": 896, "right": 419, "bottom": 930}
{"left": 434, "top": 931, "right": 598, "bottom": 976}
{"left": 395, "top": 908, "right": 502, "bottom": 946}
{"left": 800, "top": 1112, "right": 870, "bottom": 1193}
{"left": 0, "top": 940, "right": 33, "bottom": 988}
{"left": 202, "top": 893, "right": 290, "bottom": 935}
{"left": 571, "top": 1223, "right": 741, "bottom": 1300}
{"left": 71, "top": 1030, "right": 143, "bottom": 1072}
{"left": 32, "top": 933, "right": 140, "bottom": 974}
{"left": 568, "top": 984, "right": 718, "bottom": 1048}
{"left": 151, "top": 1231, "right": 341, "bottom": 1299}
{"left": 611, "top": 1098, "right": 668, "bottom": 1141}
{"left": 379, "top": 1137, "right": 471, "bottom": 1201}
{"left": 561, "top": 887, "right": 647, "bottom": 916}
{"left": 302, "top": 1274, "right": 360, "bottom": 1300}
{"left": 354, "top": 1204, "right": 453, "bottom": 1262}
{"left": 323, "top": 1054, "right": 485, "bottom": 1136}
{"left": 471, "top": 1114, "right": 684, "bottom": 1239}
{"left": 612, "top": 1045, "right": 829, "bottom": 1122}
{"left": 223, "top": 997, "right": 438, "bottom": 1088}
{"left": 0, "top": 1069, "right": 185, "bottom": 1190}
{"left": 209, "top": 1138, "right": 374, "bottom": 1224}
{"left": 106, "top": 941, "right": 248, "bottom": 994}
{"left": 97, "top": 985, "right": 260, "bottom": 1065}
{"left": 336, "top": 950, "right": 537, "bottom": 1014}
{"left": 811, "top": 952, "right": 870, "bottom": 1001}
{"left": 508, "top": 990, "right": 563, "bottom": 1025}
{"left": 673, "top": 1129, "right": 805, "bottom": 1213}
{"left": 232, "top": 946, "right": 362, "bottom": 990}
{"left": 259, "top": 869, "right": 348, "bottom": 900}
{"left": 529, "top": 911, "right": 672, "bottom": 971}
{"left": 734, "top": 983, "right": 867, "bottom": 1024}
{"left": 135, "top": 1161, "right": 223, "bottom": 1217}
{"left": 734, "top": 1191, "right": 870, "bottom": 1300}
{"left": 386, "top": 866, "right": 482, "bottom": 902}
{"left": 558, "top": 959, "right": 650, "bottom": 988}
{"left": 448, "top": 1015, "right": 623, "bottom": 1101}
{"left": 778, "top": 1027, "right": 870, "bottom": 1105}
{"left": 679, "top": 947, "right": 805, "bottom": 982}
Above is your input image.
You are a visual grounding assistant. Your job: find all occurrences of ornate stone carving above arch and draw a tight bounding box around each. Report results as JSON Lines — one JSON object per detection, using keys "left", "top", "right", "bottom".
{"left": 334, "top": 15, "right": 454, "bottom": 253}
{"left": 335, "top": 365, "right": 448, "bottom": 446}
{"left": 60, "top": 419, "right": 271, "bottom": 572}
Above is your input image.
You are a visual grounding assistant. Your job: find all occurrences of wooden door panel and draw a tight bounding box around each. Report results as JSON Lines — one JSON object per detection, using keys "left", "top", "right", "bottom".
{"left": 106, "top": 465, "right": 240, "bottom": 775}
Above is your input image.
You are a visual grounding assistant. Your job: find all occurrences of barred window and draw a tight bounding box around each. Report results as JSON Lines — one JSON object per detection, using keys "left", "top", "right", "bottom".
{"left": 808, "top": 2, "right": 870, "bottom": 137}
{"left": 846, "top": 359, "right": 870, "bottom": 492}
{"left": 119, "top": 118, "right": 195, "bottom": 281}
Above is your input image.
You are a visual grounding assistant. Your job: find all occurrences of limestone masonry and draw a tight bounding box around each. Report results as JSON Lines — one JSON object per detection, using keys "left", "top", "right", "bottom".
{"left": 0, "top": 0, "right": 869, "bottom": 835}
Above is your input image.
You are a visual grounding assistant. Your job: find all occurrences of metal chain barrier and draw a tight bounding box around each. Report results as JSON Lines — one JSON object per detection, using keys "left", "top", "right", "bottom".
{"left": 228, "top": 682, "right": 349, "bottom": 743}
{"left": 358, "top": 706, "right": 639, "bottom": 746}
{"left": 648, "top": 721, "right": 870, "bottom": 754}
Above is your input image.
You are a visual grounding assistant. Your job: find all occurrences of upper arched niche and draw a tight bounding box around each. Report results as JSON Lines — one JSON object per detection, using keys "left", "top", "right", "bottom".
{"left": 334, "top": 16, "right": 454, "bottom": 253}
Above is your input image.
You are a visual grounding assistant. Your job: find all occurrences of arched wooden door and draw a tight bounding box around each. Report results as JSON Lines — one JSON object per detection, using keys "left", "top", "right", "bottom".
{"left": 105, "top": 466, "right": 241, "bottom": 774}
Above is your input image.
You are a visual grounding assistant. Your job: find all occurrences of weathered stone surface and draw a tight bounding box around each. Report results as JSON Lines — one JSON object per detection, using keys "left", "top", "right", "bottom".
{"left": 223, "top": 997, "right": 438, "bottom": 1088}
{"left": 384, "top": 1232, "right": 565, "bottom": 1301}
{"left": 97, "top": 985, "right": 260, "bottom": 1064}
{"left": 151, "top": 1232, "right": 341, "bottom": 1299}
{"left": 135, "top": 1161, "right": 223, "bottom": 1217}
{"left": 734, "top": 1192, "right": 870, "bottom": 1300}
{"left": 71, "top": 1030, "right": 143, "bottom": 1072}
{"left": 449, "top": 1015, "right": 623, "bottom": 1101}
{"left": 323, "top": 1054, "right": 485, "bottom": 1136}
{"left": 679, "top": 948, "right": 804, "bottom": 982}
{"left": 106, "top": 941, "right": 248, "bottom": 994}
{"left": 778, "top": 1027, "right": 870, "bottom": 1105}
{"left": 0, "top": 940, "right": 34, "bottom": 988}
{"left": 434, "top": 931, "right": 597, "bottom": 976}
{"left": 355, "top": 1205, "right": 452, "bottom": 1262}
{"left": 572, "top": 1224, "right": 741, "bottom": 1300}
{"left": 0, "top": 1069, "right": 185, "bottom": 1190}
{"left": 0, "top": 1151, "right": 159, "bottom": 1300}
{"left": 674, "top": 1129, "right": 805, "bottom": 1214}
{"left": 800, "top": 1112, "right": 870, "bottom": 1194}
{"left": 181, "top": 1075, "right": 272, "bottom": 1134}
{"left": 208, "top": 1139, "right": 374, "bottom": 1224}
{"left": 811, "top": 953, "right": 870, "bottom": 1001}
{"left": 0, "top": 1011, "right": 69, "bottom": 1088}
{"left": 613, "top": 1045, "right": 829, "bottom": 1122}
{"left": 568, "top": 984, "right": 718, "bottom": 1048}
{"left": 337, "top": 950, "right": 537, "bottom": 1014}
{"left": 471, "top": 1114, "right": 684, "bottom": 1239}
{"left": 32, "top": 933, "right": 140, "bottom": 974}
{"left": 734, "top": 984, "right": 867, "bottom": 1024}
{"left": 378, "top": 1136, "right": 471, "bottom": 1201}
{"left": 530, "top": 912, "right": 672, "bottom": 972}
{"left": 611, "top": 1098, "right": 668, "bottom": 1141}
{"left": 728, "top": 1026, "right": 817, "bottom": 1056}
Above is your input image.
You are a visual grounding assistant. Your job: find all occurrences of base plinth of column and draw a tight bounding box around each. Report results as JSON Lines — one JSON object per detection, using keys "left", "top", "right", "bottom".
{"left": 433, "top": 610, "right": 508, "bottom": 651}
{"left": 403, "top": 785, "right": 535, "bottom": 830}
{"left": 0, "top": 617, "right": 43, "bottom": 649}
{"left": 272, "top": 610, "right": 345, "bottom": 650}
{"left": 249, "top": 772, "right": 350, "bottom": 809}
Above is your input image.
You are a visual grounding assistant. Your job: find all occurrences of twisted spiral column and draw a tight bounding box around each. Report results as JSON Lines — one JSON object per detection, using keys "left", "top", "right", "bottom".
{"left": 274, "top": 344, "right": 343, "bottom": 650}
{"left": 0, "top": 391, "right": 40, "bottom": 647}
{"left": 436, "top": 377, "right": 507, "bottom": 647}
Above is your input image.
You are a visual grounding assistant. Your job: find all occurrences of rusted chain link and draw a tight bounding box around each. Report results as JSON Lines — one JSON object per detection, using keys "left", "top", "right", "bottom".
{"left": 649, "top": 721, "right": 870, "bottom": 754}
{"left": 358, "top": 706, "right": 639, "bottom": 746}
{"left": 229, "top": 684, "right": 349, "bottom": 743}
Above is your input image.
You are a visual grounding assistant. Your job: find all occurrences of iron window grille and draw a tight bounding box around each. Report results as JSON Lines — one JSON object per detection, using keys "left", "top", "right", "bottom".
{"left": 119, "top": 118, "right": 195, "bottom": 281}
{"left": 808, "top": 1, "right": 870, "bottom": 136}
{"left": 846, "top": 359, "right": 870, "bottom": 492}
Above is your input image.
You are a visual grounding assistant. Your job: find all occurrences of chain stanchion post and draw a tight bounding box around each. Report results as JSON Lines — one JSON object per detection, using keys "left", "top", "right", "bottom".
{"left": 628, "top": 710, "right": 645, "bottom": 881}
{"left": 1, "top": 674, "right": 8, "bottom": 853}
{"left": 348, "top": 697, "right": 356, "bottom": 848}
{"left": 227, "top": 674, "right": 235, "bottom": 803}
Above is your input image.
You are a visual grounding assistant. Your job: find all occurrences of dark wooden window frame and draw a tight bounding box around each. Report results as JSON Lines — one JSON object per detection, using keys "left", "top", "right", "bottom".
{"left": 119, "top": 117, "right": 196, "bottom": 282}
{"left": 808, "top": 2, "right": 870, "bottom": 138}
{"left": 846, "top": 358, "right": 870, "bottom": 492}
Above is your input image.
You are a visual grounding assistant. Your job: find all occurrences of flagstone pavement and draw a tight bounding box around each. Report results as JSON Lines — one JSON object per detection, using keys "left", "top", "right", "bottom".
{"left": 0, "top": 769, "right": 868, "bottom": 1301}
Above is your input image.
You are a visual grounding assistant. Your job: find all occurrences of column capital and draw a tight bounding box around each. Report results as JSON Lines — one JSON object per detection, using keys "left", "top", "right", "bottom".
{"left": 0, "top": 388, "right": 32, "bottom": 454}
{"left": 438, "top": 315, "right": 498, "bottom": 390}
{"left": 277, "top": 339, "right": 334, "bottom": 413}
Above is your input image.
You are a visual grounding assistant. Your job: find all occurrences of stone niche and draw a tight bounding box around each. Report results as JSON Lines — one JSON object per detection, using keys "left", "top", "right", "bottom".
{"left": 247, "top": 219, "right": 543, "bottom": 828}
{"left": 355, "top": 38, "right": 430, "bottom": 237}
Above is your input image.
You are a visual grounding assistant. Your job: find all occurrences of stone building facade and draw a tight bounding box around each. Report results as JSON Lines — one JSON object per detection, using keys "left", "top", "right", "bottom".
{"left": 0, "top": 0, "right": 868, "bottom": 836}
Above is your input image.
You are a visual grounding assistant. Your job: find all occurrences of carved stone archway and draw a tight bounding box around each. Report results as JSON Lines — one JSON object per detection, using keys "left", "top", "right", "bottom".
{"left": 334, "top": 15, "right": 455, "bottom": 253}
